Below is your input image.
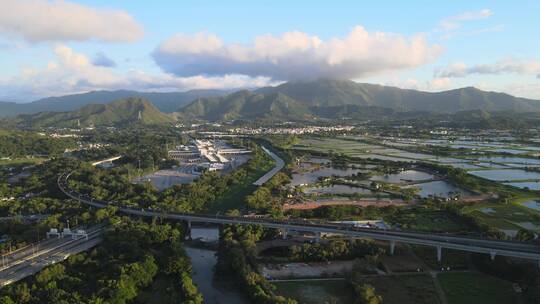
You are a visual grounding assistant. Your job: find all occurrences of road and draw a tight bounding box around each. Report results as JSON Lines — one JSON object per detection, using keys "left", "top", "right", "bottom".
{"left": 58, "top": 172, "right": 540, "bottom": 265}
{"left": 253, "top": 146, "right": 285, "bottom": 186}
{"left": 0, "top": 225, "right": 104, "bottom": 287}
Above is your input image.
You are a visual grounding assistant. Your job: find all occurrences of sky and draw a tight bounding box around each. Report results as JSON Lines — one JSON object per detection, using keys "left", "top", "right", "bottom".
{"left": 0, "top": 0, "right": 539, "bottom": 102}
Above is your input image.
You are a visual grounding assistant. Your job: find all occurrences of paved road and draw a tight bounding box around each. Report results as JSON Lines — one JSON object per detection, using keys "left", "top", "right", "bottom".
{"left": 58, "top": 172, "right": 540, "bottom": 264}
{"left": 253, "top": 146, "right": 285, "bottom": 186}
{"left": 0, "top": 225, "right": 104, "bottom": 287}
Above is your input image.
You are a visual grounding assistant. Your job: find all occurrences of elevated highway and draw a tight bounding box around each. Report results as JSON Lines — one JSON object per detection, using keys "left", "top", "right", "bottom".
{"left": 58, "top": 172, "right": 540, "bottom": 265}
{"left": 0, "top": 225, "right": 103, "bottom": 287}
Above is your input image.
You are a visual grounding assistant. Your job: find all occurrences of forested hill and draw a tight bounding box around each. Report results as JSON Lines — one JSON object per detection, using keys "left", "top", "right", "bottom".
{"left": 177, "top": 79, "right": 540, "bottom": 122}
{"left": 9, "top": 98, "right": 176, "bottom": 128}
{"left": 0, "top": 89, "right": 227, "bottom": 117}
{"left": 255, "top": 79, "right": 540, "bottom": 113}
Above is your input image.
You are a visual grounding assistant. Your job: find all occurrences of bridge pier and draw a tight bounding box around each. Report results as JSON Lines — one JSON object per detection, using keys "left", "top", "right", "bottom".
{"left": 280, "top": 229, "right": 289, "bottom": 240}
{"left": 184, "top": 220, "right": 192, "bottom": 240}
{"left": 490, "top": 250, "right": 497, "bottom": 261}
{"left": 436, "top": 246, "right": 442, "bottom": 262}
{"left": 315, "top": 231, "right": 321, "bottom": 243}
{"left": 390, "top": 240, "right": 396, "bottom": 255}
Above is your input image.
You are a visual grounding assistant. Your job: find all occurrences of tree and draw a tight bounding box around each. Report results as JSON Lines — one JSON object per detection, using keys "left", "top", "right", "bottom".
{"left": 356, "top": 283, "right": 382, "bottom": 304}
{"left": 516, "top": 228, "right": 534, "bottom": 241}
{"left": 246, "top": 187, "right": 272, "bottom": 210}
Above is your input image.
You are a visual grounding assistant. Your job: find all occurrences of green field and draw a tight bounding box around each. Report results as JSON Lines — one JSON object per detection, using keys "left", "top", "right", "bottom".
{"left": 0, "top": 157, "right": 47, "bottom": 166}
{"left": 205, "top": 157, "right": 275, "bottom": 213}
{"left": 463, "top": 199, "right": 540, "bottom": 233}
{"left": 363, "top": 274, "right": 441, "bottom": 304}
{"left": 438, "top": 272, "right": 518, "bottom": 304}
{"left": 293, "top": 137, "right": 380, "bottom": 155}
{"left": 273, "top": 279, "right": 355, "bottom": 304}
{"left": 385, "top": 209, "right": 470, "bottom": 232}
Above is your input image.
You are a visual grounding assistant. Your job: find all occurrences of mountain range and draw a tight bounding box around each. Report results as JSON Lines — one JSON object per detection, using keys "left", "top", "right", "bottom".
{"left": 180, "top": 79, "right": 540, "bottom": 121}
{"left": 4, "top": 79, "right": 540, "bottom": 126}
{"left": 0, "top": 89, "right": 226, "bottom": 118}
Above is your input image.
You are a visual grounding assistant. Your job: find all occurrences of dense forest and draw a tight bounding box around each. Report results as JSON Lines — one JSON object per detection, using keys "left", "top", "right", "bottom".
{"left": 0, "top": 130, "right": 77, "bottom": 158}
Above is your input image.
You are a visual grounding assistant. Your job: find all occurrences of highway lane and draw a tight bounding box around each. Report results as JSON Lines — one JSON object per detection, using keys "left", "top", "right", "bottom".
{"left": 0, "top": 226, "right": 103, "bottom": 287}
{"left": 58, "top": 172, "right": 540, "bottom": 263}
{"left": 0, "top": 237, "right": 75, "bottom": 271}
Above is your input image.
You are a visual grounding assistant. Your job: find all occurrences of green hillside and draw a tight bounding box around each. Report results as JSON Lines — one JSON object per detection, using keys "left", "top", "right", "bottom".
{"left": 181, "top": 91, "right": 312, "bottom": 121}
{"left": 256, "top": 79, "right": 540, "bottom": 113}
{"left": 11, "top": 98, "right": 175, "bottom": 128}
{"left": 178, "top": 79, "right": 540, "bottom": 122}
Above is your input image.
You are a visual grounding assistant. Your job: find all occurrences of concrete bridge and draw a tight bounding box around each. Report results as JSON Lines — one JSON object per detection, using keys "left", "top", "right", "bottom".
{"left": 91, "top": 156, "right": 122, "bottom": 167}
{"left": 58, "top": 172, "right": 540, "bottom": 265}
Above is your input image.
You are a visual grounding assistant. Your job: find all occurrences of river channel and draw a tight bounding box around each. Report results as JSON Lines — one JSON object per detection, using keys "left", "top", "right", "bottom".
{"left": 185, "top": 227, "right": 248, "bottom": 304}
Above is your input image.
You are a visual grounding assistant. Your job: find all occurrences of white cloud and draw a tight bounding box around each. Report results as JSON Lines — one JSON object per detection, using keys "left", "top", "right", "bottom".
{"left": 502, "top": 83, "right": 540, "bottom": 99}
{"left": 438, "top": 9, "right": 493, "bottom": 31}
{"left": 427, "top": 77, "right": 452, "bottom": 91}
{"left": 438, "top": 59, "right": 540, "bottom": 78}
{"left": 153, "top": 26, "right": 443, "bottom": 80}
{"left": 0, "top": 0, "right": 143, "bottom": 43}
{"left": 0, "top": 45, "right": 274, "bottom": 101}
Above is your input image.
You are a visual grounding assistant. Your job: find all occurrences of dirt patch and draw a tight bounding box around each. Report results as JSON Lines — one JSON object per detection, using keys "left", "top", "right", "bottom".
{"left": 261, "top": 260, "right": 356, "bottom": 279}
{"left": 283, "top": 199, "right": 407, "bottom": 210}
{"left": 382, "top": 254, "right": 425, "bottom": 273}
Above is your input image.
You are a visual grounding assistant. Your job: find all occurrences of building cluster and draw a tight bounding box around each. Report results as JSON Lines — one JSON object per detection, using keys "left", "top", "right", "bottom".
{"left": 168, "top": 140, "right": 251, "bottom": 171}
{"left": 228, "top": 125, "right": 355, "bottom": 135}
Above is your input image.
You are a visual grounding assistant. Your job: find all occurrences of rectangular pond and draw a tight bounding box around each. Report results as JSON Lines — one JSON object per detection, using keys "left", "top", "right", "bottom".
{"left": 521, "top": 200, "right": 540, "bottom": 211}
{"left": 370, "top": 170, "right": 434, "bottom": 184}
{"left": 303, "top": 184, "right": 375, "bottom": 195}
{"left": 290, "top": 167, "right": 367, "bottom": 186}
{"left": 477, "top": 156, "right": 540, "bottom": 165}
{"left": 414, "top": 181, "right": 472, "bottom": 198}
{"left": 469, "top": 169, "right": 540, "bottom": 181}
{"left": 503, "top": 182, "right": 540, "bottom": 190}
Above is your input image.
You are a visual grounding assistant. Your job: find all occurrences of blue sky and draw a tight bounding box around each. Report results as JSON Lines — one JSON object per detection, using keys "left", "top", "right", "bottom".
{"left": 0, "top": 0, "right": 539, "bottom": 101}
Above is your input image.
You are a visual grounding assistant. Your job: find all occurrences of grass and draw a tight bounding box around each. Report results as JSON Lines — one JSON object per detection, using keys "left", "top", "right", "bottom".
{"left": 384, "top": 208, "right": 469, "bottom": 232}
{"left": 293, "top": 138, "right": 381, "bottom": 156}
{"left": 438, "top": 272, "right": 518, "bottom": 304}
{"left": 382, "top": 250, "right": 425, "bottom": 272}
{"left": 206, "top": 158, "right": 275, "bottom": 213}
{"left": 463, "top": 199, "right": 540, "bottom": 233}
{"left": 363, "top": 274, "right": 441, "bottom": 304}
{"left": 412, "top": 246, "right": 469, "bottom": 270}
{"left": 273, "top": 279, "right": 355, "bottom": 304}
{"left": 0, "top": 157, "right": 47, "bottom": 166}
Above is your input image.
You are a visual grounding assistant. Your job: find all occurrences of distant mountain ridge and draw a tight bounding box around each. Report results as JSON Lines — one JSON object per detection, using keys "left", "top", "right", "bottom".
{"left": 4, "top": 79, "right": 540, "bottom": 124}
{"left": 0, "top": 89, "right": 227, "bottom": 118}
{"left": 10, "top": 98, "right": 175, "bottom": 127}
{"left": 255, "top": 79, "right": 540, "bottom": 113}
{"left": 178, "top": 79, "right": 540, "bottom": 121}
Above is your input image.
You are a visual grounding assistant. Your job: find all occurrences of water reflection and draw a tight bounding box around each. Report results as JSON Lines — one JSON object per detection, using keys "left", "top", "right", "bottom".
{"left": 303, "top": 184, "right": 374, "bottom": 195}
{"left": 290, "top": 167, "right": 367, "bottom": 186}
{"left": 185, "top": 227, "right": 248, "bottom": 304}
{"left": 370, "top": 170, "right": 433, "bottom": 184}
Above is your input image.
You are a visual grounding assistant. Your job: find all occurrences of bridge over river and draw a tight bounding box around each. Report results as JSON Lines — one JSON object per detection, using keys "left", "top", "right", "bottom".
{"left": 58, "top": 172, "right": 540, "bottom": 265}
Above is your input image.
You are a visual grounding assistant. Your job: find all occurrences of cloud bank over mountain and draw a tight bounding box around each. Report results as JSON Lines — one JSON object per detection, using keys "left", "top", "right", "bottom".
{"left": 153, "top": 26, "right": 443, "bottom": 80}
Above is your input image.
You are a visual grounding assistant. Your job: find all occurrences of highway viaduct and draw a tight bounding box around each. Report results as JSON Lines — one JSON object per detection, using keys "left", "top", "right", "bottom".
{"left": 58, "top": 172, "right": 540, "bottom": 265}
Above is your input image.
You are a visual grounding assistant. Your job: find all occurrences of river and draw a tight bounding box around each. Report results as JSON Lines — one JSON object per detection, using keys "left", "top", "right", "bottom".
{"left": 185, "top": 227, "right": 248, "bottom": 304}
